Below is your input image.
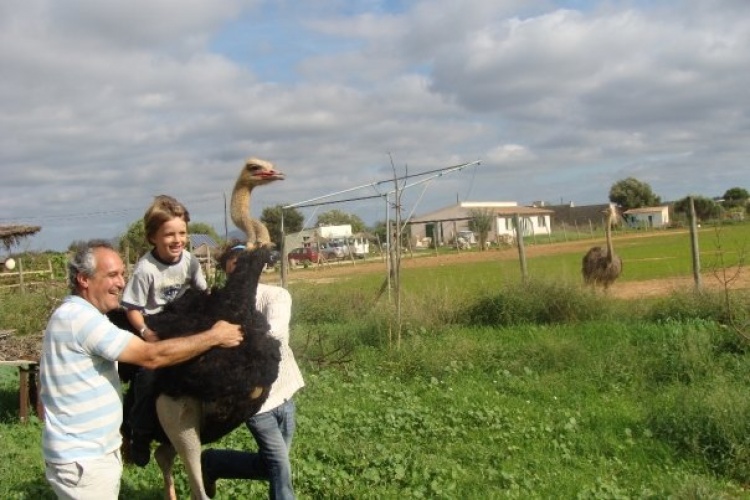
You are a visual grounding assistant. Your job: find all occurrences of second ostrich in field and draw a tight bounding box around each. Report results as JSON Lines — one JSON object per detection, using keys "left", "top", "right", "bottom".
{"left": 582, "top": 203, "right": 622, "bottom": 290}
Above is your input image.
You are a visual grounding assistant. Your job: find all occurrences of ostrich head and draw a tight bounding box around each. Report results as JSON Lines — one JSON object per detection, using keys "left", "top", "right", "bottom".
{"left": 603, "top": 203, "right": 619, "bottom": 226}
{"left": 236, "top": 157, "right": 285, "bottom": 187}
{"left": 230, "top": 157, "right": 285, "bottom": 249}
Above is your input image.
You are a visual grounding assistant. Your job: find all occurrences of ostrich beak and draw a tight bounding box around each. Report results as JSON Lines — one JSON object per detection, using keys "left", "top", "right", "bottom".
{"left": 260, "top": 170, "right": 285, "bottom": 181}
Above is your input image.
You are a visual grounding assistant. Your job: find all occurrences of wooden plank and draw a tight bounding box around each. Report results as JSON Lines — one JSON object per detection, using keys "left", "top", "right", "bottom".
{"left": 0, "top": 360, "right": 39, "bottom": 367}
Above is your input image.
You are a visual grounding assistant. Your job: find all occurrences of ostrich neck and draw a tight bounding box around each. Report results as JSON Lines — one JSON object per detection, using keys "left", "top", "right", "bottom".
{"left": 605, "top": 216, "right": 615, "bottom": 261}
{"left": 230, "top": 183, "right": 271, "bottom": 247}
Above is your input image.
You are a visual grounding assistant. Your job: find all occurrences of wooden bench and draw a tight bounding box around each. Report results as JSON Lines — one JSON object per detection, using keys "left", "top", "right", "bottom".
{"left": 0, "top": 360, "right": 43, "bottom": 423}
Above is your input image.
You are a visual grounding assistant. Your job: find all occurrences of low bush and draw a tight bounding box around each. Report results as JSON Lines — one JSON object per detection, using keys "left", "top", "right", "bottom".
{"left": 461, "top": 279, "right": 615, "bottom": 326}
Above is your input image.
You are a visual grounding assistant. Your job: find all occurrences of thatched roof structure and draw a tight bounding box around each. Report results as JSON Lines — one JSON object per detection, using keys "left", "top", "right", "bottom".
{"left": 0, "top": 225, "right": 41, "bottom": 251}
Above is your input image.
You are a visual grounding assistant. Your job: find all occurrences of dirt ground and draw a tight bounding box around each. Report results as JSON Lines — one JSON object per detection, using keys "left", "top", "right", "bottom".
{"left": 0, "top": 331, "right": 43, "bottom": 362}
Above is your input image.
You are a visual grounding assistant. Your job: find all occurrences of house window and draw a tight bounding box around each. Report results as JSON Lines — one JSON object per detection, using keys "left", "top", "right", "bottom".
{"left": 538, "top": 216, "right": 546, "bottom": 227}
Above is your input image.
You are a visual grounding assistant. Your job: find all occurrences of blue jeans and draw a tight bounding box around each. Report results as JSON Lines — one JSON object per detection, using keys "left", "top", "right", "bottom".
{"left": 202, "top": 399, "right": 296, "bottom": 500}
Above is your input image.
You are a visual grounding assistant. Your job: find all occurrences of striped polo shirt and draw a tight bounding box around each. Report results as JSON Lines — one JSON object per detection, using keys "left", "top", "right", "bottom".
{"left": 40, "top": 295, "right": 132, "bottom": 463}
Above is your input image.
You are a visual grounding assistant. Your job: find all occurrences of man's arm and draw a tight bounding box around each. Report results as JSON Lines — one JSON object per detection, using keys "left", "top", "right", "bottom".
{"left": 117, "top": 320, "right": 242, "bottom": 369}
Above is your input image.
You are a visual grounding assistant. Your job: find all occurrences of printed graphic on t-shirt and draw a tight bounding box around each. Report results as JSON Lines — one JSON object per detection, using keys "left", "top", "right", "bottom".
{"left": 160, "top": 283, "right": 185, "bottom": 303}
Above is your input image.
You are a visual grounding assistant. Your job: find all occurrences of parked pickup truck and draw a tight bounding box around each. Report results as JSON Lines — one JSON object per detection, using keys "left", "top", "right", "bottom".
{"left": 287, "top": 247, "right": 320, "bottom": 266}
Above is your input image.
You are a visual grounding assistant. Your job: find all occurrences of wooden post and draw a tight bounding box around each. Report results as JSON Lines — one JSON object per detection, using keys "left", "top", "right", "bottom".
{"left": 19, "top": 363, "right": 42, "bottom": 423}
{"left": 688, "top": 196, "right": 702, "bottom": 289}
{"left": 514, "top": 213, "right": 528, "bottom": 283}
{"left": 17, "top": 257, "right": 25, "bottom": 294}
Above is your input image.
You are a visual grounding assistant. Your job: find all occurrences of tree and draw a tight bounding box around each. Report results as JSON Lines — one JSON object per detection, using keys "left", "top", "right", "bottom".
{"left": 721, "top": 187, "right": 749, "bottom": 209}
{"left": 370, "top": 220, "right": 388, "bottom": 246}
{"left": 119, "top": 219, "right": 148, "bottom": 264}
{"left": 261, "top": 205, "right": 304, "bottom": 248}
{"left": 316, "top": 209, "right": 367, "bottom": 234}
{"left": 673, "top": 196, "right": 723, "bottom": 222}
{"left": 468, "top": 209, "right": 494, "bottom": 250}
{"left": 609, "top": 178, "right": 661, "bottom": 211}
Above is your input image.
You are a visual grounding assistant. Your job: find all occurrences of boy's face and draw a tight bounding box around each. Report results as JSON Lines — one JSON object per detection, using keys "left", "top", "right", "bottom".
{"left": 151, "top": 217, "right": 188, "bottom": 263}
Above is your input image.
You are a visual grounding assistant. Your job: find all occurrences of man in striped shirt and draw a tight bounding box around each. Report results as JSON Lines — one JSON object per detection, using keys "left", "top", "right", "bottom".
{"left": 39, "top": 239, "right": 243, "bottom": 500}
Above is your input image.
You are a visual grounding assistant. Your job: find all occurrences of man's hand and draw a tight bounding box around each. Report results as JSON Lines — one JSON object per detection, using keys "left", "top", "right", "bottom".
{"left": 211, "top": 320, "right": 243, "bottom": 347}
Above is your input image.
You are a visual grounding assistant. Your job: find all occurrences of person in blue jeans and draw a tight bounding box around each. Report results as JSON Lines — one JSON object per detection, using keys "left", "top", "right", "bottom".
{"left": 201, "top": 244, "right": 305, "bottom": 499}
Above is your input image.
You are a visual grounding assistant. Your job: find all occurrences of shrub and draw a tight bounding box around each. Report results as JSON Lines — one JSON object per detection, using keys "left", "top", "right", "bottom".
{"left": 461, "top": 280, "right": 613, "bottom": 326}
{"left": 643, "top": 289, "right": 748, "bottom": 325}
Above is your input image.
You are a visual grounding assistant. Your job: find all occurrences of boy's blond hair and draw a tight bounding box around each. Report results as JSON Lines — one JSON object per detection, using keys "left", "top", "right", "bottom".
{"left": 143, "top": 195, "right": 191, "bottom": 242}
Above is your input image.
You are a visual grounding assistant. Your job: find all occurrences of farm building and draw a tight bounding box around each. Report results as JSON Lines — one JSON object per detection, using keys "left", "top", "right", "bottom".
{"left": 544, "top": 202, "right": 620, "bottom": 228}
{"left": 189, "top": 233, "right": 219, "bottom": 276}
{"left": 0, "top": 225, "right": 41, "bottom": 251}
{"left": 409, "top": 202, "right": 553, "bottom": 248}
{"left": 622, "top": 206, "right": 670, "bottom": 228}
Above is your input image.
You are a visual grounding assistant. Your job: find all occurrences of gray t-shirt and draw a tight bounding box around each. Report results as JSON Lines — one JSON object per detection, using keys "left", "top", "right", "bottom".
{"left": 121, "top": 250, "right": 207, "bottom": 315}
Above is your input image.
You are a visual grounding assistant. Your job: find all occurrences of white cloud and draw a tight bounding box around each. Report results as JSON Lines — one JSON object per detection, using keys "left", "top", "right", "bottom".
{"left": 1, "top": 0, "right": 750, "bottom": 251}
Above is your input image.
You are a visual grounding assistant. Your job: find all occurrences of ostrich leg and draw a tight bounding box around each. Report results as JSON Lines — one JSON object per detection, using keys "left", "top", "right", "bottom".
{"left": 156, "top": 395, "right": 208, "bottom": 500}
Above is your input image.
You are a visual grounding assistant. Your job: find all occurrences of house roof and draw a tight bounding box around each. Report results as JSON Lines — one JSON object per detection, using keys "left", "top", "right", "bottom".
{"left": 190, "top": 233, "right": 219, "bottom": 249}
{"left": 0, "top": 224, "right": 41, "bottom": 250}
{"left": 623, "top": 206, "right": 668, "bottom": 215}
{"left": 410, "top": 203, "right": 553, "bottom": 224}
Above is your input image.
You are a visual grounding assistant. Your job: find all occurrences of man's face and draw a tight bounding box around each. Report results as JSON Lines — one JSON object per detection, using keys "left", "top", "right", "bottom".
{"left": 151, "top": 217, "right": 188, "bottom": 263}
{"left": 80, "top": 248, "right": 126, "bottom": 313}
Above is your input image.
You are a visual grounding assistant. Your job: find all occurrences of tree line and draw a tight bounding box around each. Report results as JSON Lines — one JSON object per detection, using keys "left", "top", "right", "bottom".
{"left": 73, "top": 178, "right": 749, "bottom": 259}
{"left": 608, "top": 177, "right": 749, "bottom": 222}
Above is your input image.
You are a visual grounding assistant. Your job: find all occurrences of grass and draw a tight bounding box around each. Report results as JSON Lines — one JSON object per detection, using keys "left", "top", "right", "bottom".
{"left": 7, "top": 319, "right": 747, "bottom": 499}
{"left": 2, "top": 221, "right": 750, "bottom": 498}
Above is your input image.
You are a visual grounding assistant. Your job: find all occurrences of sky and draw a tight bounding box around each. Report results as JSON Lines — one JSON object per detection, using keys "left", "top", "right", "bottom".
{"left": 2, "top": 0, "right": 749, "bottom": 252}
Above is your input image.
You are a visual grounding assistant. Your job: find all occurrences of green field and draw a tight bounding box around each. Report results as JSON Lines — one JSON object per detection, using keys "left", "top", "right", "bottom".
{"left": 2, "top": 222, "right": 750, "bottom": 498}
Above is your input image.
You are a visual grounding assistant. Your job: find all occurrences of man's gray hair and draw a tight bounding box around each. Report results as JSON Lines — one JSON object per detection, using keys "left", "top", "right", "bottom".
{"left": 67, "top": 239, "right": 115, "bottom": 293}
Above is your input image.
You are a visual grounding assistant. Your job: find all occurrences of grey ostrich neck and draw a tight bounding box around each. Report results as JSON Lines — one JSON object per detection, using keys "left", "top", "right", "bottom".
{"left": 230, "top": 182, "right": 271, "bottom": 248}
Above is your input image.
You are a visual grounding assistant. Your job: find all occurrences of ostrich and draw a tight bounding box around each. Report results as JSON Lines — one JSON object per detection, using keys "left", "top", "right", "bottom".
{"left": 116, "top": 157, "right": 286, "bottom": 499}
{"left": 582, "top": 203, "right": 623, "bottom": 291}
{"left": 230, "top": 157, "right": 285, "bottom": 248}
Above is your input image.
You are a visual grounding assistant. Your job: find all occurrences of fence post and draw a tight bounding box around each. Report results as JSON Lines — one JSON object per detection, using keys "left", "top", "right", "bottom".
{"left": 513, "top": 213, "right": 528, "bottom": 283}
{"left": 17, "top": 258, "right": 25, "bottom": 294}
{"left": 688, "top": 196, "right": 702, "bottom": 290}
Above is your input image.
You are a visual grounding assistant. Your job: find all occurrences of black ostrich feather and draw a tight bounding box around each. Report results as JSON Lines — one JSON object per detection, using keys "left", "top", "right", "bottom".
{"left": 146, "top": 247, "right": 281, "bottom": 403}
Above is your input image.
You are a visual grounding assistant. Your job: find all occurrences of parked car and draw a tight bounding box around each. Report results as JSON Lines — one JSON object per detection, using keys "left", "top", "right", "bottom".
{"left": 320, "top": 241, "right": 347, "bottom": 260}
{"left": 287, "top": 247, "right": 320, "bottom": 266}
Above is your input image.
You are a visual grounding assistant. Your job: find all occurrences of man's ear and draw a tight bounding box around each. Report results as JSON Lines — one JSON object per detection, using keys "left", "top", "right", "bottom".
{"left": 76, "top": 272, "right": 89, "bottom": 290}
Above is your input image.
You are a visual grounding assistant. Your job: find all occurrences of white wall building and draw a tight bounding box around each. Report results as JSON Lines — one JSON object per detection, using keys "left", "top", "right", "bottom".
{"left": 409, "top": 201, "right": 553, "bottom": 248}
{"left": 623, "top": 206, "right": 670, "bottom": 228}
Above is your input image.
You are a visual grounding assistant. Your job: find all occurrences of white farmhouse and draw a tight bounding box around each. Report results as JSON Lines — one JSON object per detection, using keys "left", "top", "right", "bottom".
{"left": 409, "top": 201, "right": 553, "bottom": 248}
{"left": 622, "top": 206, "right": 670, "bottom": 228}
